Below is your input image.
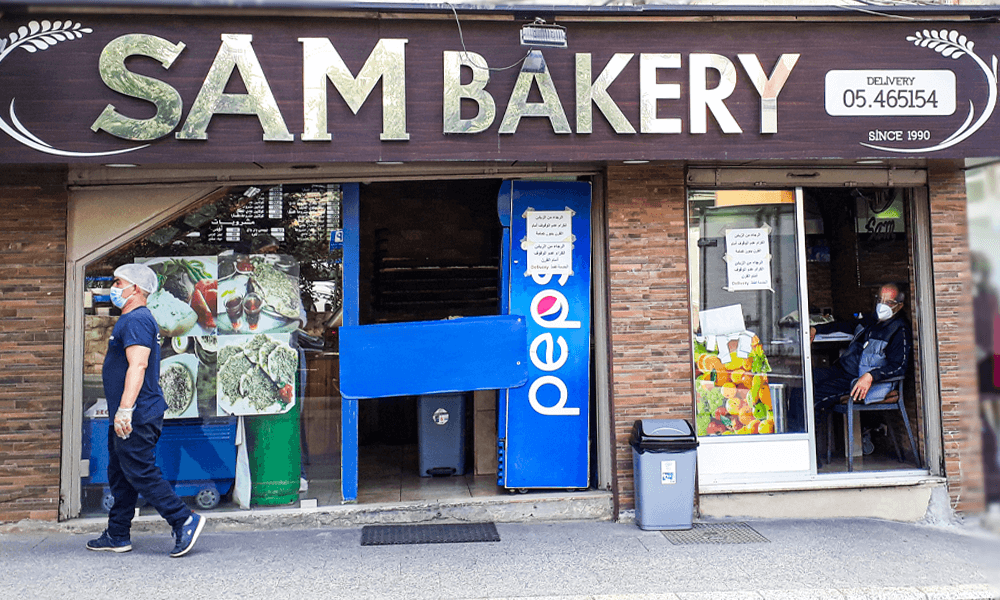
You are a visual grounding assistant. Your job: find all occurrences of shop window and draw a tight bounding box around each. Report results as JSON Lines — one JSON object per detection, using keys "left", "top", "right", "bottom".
{"left": 688, "top": 186, "right": 923, "bottom": 482}
{"left": 81, "top": 184, "right": 343, "bottom": 514}
{"left": 688, "top": 190, "right": 807, "bottom": 440}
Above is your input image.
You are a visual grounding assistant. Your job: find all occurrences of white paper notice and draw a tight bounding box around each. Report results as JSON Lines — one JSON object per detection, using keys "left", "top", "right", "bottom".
{"left": 724, "top": 227, "right": 772, "bottom": 291}
{"left": 526, "top": 209, "right": 573, "bottom": 243}
{"left": 523, "top": 207, "right": 576, "bottom": 276}
{"left": 527, "top": 242, "right": 572, "bottom": 274}
{"left": 699, "top": 304, "right": 746, "bottom": 337}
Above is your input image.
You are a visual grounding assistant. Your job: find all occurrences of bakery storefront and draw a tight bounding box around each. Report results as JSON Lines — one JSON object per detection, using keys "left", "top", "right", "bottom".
{"left": 0, "top": 3, "right": 989, "bottom": 522}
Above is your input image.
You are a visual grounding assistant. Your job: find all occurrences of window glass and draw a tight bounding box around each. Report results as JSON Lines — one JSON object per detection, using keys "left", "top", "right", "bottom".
{"left": 688, "top": 190, "right": 808, "bottom": 438}
{"left": 81, "top": 184, "right": 342, "bottom": 514}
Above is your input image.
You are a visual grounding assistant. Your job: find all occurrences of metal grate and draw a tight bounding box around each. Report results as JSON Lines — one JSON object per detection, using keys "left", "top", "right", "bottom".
{"left": 361, "top": 522, "right": 500, "bottom": 546}
{"left": 661, "top": 522, "right": 769, "bottom": 545}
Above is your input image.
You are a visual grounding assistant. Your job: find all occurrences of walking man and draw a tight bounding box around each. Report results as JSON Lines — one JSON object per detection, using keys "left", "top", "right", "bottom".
{"left": 87, "top": 263, "right": 205, "bottom": 557}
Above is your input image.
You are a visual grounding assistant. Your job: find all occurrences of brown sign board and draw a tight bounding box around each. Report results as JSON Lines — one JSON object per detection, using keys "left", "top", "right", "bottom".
{"left": 1, "top": 14, "right": 998, "bottom": 163}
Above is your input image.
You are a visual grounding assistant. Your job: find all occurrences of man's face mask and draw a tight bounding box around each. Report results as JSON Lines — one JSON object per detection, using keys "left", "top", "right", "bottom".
{"left": 876, "top": 293, "right": 900, "bottom": 321}
{"left": 875, "top": 302, "right": 894, "bottom": 321}
{"left": 110, "top": 283, "right": 134, "bottom": 309}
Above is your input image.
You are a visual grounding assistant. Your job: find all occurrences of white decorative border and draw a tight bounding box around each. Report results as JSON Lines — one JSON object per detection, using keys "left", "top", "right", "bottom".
{"left": 0, "top": 20, "right": 148, "bottom": 157}
{"left": 862, "top": 29, "right": 998, "bottom": 153}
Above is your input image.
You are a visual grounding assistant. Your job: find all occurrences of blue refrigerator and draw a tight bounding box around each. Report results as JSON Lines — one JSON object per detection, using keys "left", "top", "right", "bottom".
{"left": 497, "top": 180, "right": 592, "bottom": 490}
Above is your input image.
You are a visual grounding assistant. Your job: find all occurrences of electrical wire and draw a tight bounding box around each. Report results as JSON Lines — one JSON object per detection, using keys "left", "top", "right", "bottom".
{"left": 837, "top": 0, "right": 1000, "bottom": 22}
{"left": 447, "top": 1, "right": 535, "bottom": 72}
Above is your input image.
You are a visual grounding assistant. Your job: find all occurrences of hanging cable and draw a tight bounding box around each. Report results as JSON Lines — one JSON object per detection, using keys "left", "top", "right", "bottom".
{"left": 447, "top": 2, "right": 536, "bottom": 72}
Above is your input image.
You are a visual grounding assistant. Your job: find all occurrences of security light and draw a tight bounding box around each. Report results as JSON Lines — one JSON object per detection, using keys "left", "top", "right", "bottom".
{"left": 520, "top": 19, "right": 567, "bottom": 49}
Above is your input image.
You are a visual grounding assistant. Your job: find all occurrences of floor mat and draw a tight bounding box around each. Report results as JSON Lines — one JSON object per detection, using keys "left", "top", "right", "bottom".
{"left": 661, "top": 522, "right": 770, "bottom": 545}
{"left": 361, "top": 522, "right": 501, "bottom": 546}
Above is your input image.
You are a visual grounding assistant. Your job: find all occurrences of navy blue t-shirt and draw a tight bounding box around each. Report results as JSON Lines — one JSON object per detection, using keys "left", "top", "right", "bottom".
{"left": 102, "top": 306, "right": 167, "bottom": 424}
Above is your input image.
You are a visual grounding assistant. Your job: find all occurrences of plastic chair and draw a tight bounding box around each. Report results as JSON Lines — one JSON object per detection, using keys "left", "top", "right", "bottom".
{"left": 825, "top": 376, "right": 921, "bottom": 472}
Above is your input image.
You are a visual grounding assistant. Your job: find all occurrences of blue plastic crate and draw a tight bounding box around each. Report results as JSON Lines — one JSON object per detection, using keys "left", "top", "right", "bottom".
{"left": 84, "top": 417, "right": 237, "bottom": 510}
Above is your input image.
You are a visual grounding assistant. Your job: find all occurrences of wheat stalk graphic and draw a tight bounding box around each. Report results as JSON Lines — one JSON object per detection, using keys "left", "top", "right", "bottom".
{"left": 862, "top": 29, "right": 998, "bottom": 154}
{"left": 0, "top": 20, "right": 148, "bottom": 157}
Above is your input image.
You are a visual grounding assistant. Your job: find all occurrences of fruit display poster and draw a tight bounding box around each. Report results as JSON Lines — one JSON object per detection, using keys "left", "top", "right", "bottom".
{"left": 694, "top": 304, "right": 775, "bottom": 437}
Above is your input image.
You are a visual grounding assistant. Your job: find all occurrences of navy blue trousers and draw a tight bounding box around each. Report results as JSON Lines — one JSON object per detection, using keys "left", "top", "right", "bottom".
{"left": 813, "top": 366, "right": 857, "bottom": 411}
{"left": 106, "top": 416, "right": 191, "bottom": 538}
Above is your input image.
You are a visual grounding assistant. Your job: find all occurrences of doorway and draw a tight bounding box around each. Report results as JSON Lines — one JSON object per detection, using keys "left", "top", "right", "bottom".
{"left": 351, "top": 179, "right": 505, "bottom": 502}
{"left": 804, "top": 187, "right": 920, "bottom": 474}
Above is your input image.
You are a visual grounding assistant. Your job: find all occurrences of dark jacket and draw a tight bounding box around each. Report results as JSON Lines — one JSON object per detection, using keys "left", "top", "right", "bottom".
{"left": 816, "top": 311, "right": 911, "bottom": 385}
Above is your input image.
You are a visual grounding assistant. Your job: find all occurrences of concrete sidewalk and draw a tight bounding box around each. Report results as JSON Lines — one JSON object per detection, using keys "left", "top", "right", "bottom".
{"left": 2, "top": 515, "right": 999, "bottom": 600}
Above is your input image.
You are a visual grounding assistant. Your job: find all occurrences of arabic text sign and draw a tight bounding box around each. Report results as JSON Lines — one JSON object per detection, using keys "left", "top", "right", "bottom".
{"left": 725, "top": 227, "right": 772, "bottom": 291}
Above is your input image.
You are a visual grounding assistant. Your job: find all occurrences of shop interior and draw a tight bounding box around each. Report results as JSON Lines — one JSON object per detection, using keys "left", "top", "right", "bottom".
{"left": 804, "top": 187, "right": 922, "bottom": 474}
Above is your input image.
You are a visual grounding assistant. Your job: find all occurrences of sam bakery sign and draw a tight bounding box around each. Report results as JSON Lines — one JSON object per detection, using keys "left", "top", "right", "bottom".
{"left": 1, "top": 15, "right": 998, "bottom": 163}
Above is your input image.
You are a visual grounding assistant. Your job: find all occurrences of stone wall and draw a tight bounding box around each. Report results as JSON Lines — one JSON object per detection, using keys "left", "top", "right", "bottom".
{"left": 0, "top": 169, "right": 68, "bottom": 522}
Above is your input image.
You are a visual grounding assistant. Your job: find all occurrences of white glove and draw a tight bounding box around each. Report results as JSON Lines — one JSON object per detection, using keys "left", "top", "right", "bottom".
{"left": 113, "top": 407, "right": 134, "bottom": 439}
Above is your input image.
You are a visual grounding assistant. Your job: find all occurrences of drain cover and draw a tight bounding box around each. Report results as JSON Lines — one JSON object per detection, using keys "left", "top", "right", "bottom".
{"left": 361, "top": 522, "right": 500, "bottom": 546}
{"left": 661, "top": 522, "right": 769, "bottom": 545}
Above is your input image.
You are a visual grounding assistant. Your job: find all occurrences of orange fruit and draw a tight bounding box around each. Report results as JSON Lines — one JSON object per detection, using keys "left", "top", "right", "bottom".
{"left": 739, "top": 406, "right": 755, "bottom": 426}
{"left": 696, "top": 353, "right": 709, "bottom": 373}
{"left": 730, "top": 368, "right": 745, "bottom": 388}
{"left": 726, "top": 396, "right": 742, "bottom": 415}
{"left": 704, "top": 355, "right": 724, "bottom": 374}
{"left": 759, "top": 382, "right": 772, "bottom": 409}
{"left": 713, "top": 369, "right": 730, "bottom": 386}
{"left": 742, "top": 372, "right": 755, "bottom": 388}
{"left": 720, "top": 382, "right": 737, "bottom": 399}
{"left": 748, "top": 419, "right": 761, "bottom": 434}
{"left": 758, "top": 419, "right": 775, "bottom": 434}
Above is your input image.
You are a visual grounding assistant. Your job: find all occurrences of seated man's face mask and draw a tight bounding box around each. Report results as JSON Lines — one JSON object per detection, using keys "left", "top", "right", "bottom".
{"left": 875, "top": 291, "right": 900, "bottom": 321}
{"left": 875, "top": 302, "right": 894, "bottom": 321}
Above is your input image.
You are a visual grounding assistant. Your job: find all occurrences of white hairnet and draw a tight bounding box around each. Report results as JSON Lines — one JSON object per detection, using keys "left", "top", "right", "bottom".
{"left": 114, "top": 263, "right": 159, "bottom": 294}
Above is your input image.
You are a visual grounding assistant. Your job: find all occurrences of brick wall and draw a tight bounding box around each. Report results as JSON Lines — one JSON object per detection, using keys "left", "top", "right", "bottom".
{"left": 606, "top": 165, "right": 692, "bottom": 510}
{"left": 0, "top": 169, "right": 67, "bottom": 522}
{"left": 928, "top": 164, "right": 985, "bottom": 514}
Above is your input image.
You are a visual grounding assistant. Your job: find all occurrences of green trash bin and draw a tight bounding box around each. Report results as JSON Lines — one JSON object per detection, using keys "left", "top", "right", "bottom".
{"left": 245, "top": 402, "right": 301, "bottom": 506}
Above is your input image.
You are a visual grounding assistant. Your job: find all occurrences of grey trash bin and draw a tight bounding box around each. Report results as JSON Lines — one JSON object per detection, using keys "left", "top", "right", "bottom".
{"left": 417, "top": 393, "right": 467, "bottom": 477}
{"left": 630, "top": 419, "right": 699, "bottom": 530}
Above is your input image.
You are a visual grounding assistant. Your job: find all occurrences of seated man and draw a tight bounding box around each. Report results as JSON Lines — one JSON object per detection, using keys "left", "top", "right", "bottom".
{"left": 810, "top": 283, "right": 912, "bottom": 412}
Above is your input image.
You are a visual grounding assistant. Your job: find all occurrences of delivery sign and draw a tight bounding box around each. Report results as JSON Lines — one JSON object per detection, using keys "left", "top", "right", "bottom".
{"left": 499, "top": 181, "right": 591, "bottom": 489}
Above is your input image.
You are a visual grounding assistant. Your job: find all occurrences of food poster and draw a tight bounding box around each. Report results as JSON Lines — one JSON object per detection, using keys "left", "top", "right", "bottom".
{"left": 140, "top": 256, "right": 219, "bottom": 337}
{"left": 216, "top": 333, "right": 297, "bottom": 416}
{"left": 159, "top": 335, "right": 218, "bottom": 420}
{"left": 694, "top": 334, "right": 775, "bottom": 437}
{"left": 217, "top": 254, "right": 302, "bottom": 335}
